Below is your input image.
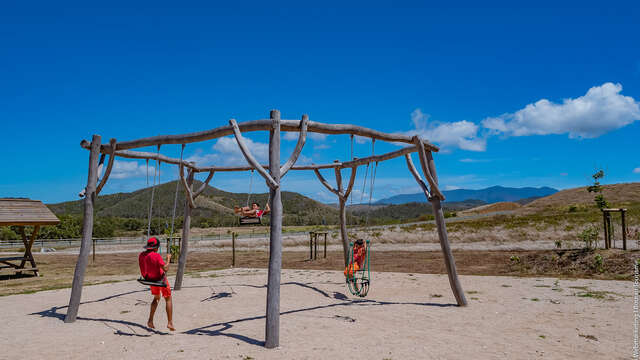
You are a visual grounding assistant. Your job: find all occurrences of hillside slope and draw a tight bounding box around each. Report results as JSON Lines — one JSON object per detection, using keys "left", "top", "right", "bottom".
{"left": 48, "top": 181, "right": 342, "bottom": 225}
{"left": 375, "top": 186, "right": 557, "bottom": 204}
{"left": 525, "top": 182, "right": 640, "bottom": 210}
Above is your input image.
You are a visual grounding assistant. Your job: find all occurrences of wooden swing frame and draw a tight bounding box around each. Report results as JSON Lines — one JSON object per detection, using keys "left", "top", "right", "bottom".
{"left": 65, "top": 109, "right": 467, "bottom": 349}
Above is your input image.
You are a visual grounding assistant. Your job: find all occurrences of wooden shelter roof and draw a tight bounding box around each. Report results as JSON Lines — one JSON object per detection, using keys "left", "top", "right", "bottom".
{"left": 0, "top": 198, "right": 60, "bottom": 226}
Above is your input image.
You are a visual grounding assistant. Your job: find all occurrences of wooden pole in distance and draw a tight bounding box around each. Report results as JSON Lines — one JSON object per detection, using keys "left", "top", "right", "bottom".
{"left": 265, "top": 109, "right": 282, "bottom": 348}
{"left": 174, "top": 170, "right": 194, "bottom": 290}
{"left": 232, "top": 232, "right": 236, "bottom": 267}
{"left": 309, "top": 232, "right": 313, "bottom": 260}
{"left": 92, "top": 238, "right": 96, "bottom": 263}
{"left": 602, "top": 210, "right": 609, "bottom": 249}
{"left": 621, "top": 209, "right": 627, "bottom": 250}
{"left": 324, "top": 233, "right": 327, "bottom": 259}
{"left": 65, "top": 134, "right": 101, "bottom": 323}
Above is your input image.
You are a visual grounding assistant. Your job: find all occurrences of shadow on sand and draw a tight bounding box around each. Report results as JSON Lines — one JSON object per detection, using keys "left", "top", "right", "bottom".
{"left": 31, "top": 280, "right": 456, "bottom": 345}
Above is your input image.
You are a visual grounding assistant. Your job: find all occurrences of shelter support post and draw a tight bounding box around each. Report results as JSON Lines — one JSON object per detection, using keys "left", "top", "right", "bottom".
{"left": 265, "top": 109, "right": 282, "bottom": 348}
{"left": 174, "top": 169, "right": 194, "bottom": 290}
{"left": 65, "top": 134, "right": 101, "bottom": 323}
{"left": 17, "top": 225, "right": 39, "bottom": 275}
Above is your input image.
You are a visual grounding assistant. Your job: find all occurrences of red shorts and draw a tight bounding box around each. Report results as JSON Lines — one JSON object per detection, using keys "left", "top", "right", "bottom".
{"left": 150, "top": 277, "right": 171, "bottom": 298}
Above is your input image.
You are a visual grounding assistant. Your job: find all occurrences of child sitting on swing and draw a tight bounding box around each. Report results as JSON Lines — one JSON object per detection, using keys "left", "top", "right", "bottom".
{"left": 234, "top": 202, "right": 270, "bottom": 218}
{"left": 344, "top": 239, "right": 366, "bottom": 280}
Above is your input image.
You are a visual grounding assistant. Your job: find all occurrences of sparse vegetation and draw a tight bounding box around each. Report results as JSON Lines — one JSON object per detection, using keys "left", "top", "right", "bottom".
{"left": 578, "top": 225, "right": 599, "bottom": 250}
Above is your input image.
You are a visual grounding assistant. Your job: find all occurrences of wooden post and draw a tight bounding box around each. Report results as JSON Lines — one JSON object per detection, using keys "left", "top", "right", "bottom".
{"left": 337, "top": 199, "right": 349, "bottom": 266}
{"left": 408, "top": 147, "right": 467, "bottom": 307}
{"left": 313, "top": 166, "right": 356, "bottom": 267}
{"left": 309, "top": 232, "right": 313, "bottom": 260}
{"left": 602, "top": 211, "right": 609, "bottom": 249}
{"left": 18, "top": 225, "right": 39, "bottom": 275}
{"left": 323, "top": 233, "right": 327, "bottom": 258}
{"left": 65, "top": 134, "right": 101, "bottom": 323}
{"left": 621, "top": 209, "right": 627, "bottom": 250}
{"left": 232, "top": 232, "right": 236, "bottom": 267}
{"left": 265, "top": 109, "right": 282, "bottom": 349}
{"left": 314, "top": 233, "right": 318, "bottom": 260}
{"left": 609, "top": 214, "right": 614, "bottom": 248}
{"left": 92, "top": 238, "right": 96, "bottom": 263}
{"left": 174, "top": 170, "right": 194, "bottom": 290}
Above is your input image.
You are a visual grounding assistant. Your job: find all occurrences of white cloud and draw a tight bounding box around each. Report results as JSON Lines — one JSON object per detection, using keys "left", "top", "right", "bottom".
{"left": 406, "top": 108, "right": 486, "bottom": 151}
{"left": 444, "top": 185, "right": 461, "bottom": 190}
{"left": 459, "top": 158, "right": 491, "bottom": 163}
{"left": 634, "top": 167, "right": 640, "bottom": 174}
{"left": 482, "top": 82, "right": 640, "bottom": 138}
{"left": 186, "top": 136, "right": 270, "bottom": 167}
{"left": 283, "top": 132, "right": 298, "bottom": 141}
{"left": 354, "top": 135, "right": 370, "bottom": 144}
{"left": 111, "top": 161, "right": 155, "bottom": 179}
{"left": 314, "top": 143, "right": 331, "bottom": 150}
{"left": 283, "top": 131, "right": 328, "bottom": 141}
{"left": 309, "top": 132, "right": 328, "bottom": 141}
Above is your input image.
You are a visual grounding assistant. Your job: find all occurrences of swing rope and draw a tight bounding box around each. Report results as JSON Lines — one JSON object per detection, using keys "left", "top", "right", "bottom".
{"left": 346, "top": 138, "right": 375, "bottom": 298}
{"left": 168, "top": 144, "right": 184, "bottom": 244}
{"left": 147, "top": 145, "right": 161, "bottom": 238}
{"left": 246, "top": 169, "right": 255, "bottom": 208}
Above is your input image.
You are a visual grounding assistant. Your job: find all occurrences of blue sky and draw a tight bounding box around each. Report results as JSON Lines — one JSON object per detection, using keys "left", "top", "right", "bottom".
{"left": 1, "top": 1, "right": 639, "bottom": 204}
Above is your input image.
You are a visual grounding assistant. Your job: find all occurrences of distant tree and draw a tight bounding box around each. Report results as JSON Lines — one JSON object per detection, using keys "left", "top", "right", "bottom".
{"left": 587, "top": 169, "right": 608, "bottom": 210}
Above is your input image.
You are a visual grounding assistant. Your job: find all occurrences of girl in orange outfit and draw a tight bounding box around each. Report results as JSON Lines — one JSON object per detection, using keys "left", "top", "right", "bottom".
{"left": 344, "top": 239, "right": 366, "bottom": 279}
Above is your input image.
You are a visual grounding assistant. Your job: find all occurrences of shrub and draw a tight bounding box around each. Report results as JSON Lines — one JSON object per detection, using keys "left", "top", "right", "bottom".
{"left": 554, "top": 239, "right": 562, "bottom": 249}
{"left": 593, "top": 254, "right": 604, "bottom": 273}
{"left": 579, "top": 225, "right": 599, "bottom": 250}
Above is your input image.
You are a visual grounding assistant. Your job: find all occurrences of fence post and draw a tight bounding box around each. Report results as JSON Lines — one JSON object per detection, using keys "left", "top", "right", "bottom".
{"left": 232, "top": 232, "right": 236, "bottom": 268}
{"left": 621, "top": 209, "right": 627, "bottom": 250}
{"left": 324, "top": 233, "right": 327, "bottom": 259}
{"left": 602, "top": 211, "right": 609, "bottom": 249}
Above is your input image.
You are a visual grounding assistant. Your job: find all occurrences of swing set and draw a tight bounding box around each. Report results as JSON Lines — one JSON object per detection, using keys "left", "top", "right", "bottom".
{"left": 238, "top": 170, "right": 271, "bottom": 226}
{"left": 136, "top": 145, "right": 183, "bottom": 288}
{"left": 65, "top": 110, "right": 467, "bottom": 349}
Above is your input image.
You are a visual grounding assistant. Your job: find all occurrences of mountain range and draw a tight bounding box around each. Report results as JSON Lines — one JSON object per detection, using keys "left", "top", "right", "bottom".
{"left": 374, "top": 186, "right": 558, "bottom": 205}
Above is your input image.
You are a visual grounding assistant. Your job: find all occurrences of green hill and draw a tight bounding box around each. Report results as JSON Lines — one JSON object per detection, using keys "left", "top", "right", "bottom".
{"left": 47, "top": 180, "right": 344, "bottom": 227}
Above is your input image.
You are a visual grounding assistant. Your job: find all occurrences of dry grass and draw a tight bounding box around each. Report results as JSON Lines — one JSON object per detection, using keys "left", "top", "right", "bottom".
{"left": 524, "top": 182, "right": 640, "bottom": 211}
{"left": 1, "top": 248, "right": 636, "bottom": 297}
{"left": 460, "top": 202, "right": 522, "bottom": 215}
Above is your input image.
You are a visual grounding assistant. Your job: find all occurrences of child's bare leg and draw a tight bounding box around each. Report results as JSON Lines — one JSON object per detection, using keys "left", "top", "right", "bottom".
{"left": 165, "top": 296, "right": 175, "bottom": 331}
{"left": 148, "top": 294, "right": 160, "bottom": 329}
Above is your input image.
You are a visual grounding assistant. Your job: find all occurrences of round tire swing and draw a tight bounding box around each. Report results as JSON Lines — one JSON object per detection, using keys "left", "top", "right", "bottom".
{"left": 346, "top": 239, "right": 371, "bottom": 297}
{"left": 345, "top": 138, "right": 377, "bottom": 298}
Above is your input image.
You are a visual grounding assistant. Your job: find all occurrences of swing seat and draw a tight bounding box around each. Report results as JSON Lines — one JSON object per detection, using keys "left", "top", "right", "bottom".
{"left": 137, "top": 276, "right": 167, "bottom": 287}
{"left": 239, "top": 216, "right": 262, "bottom": 226}
{"left": 345, "top": 239, "right": 371, "bottom": 297}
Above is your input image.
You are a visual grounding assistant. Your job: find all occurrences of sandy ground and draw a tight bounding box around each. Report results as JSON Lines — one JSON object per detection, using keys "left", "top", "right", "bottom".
{"left": 0, "top": 268, "right": 633, "bottom": 359}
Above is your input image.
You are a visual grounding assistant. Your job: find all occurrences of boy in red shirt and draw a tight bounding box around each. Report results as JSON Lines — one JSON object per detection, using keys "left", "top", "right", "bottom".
{"left": 138, "top": 237, "right": 175, "bottom": 331}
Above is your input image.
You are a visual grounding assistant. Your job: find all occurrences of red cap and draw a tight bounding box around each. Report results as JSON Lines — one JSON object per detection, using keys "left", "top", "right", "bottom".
{"left": 144, "top": 237, "right": 160, "bottom": 249}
